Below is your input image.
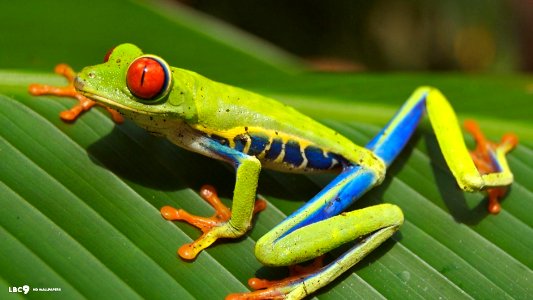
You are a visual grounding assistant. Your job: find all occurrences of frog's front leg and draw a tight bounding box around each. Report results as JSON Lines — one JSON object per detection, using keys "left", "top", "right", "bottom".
{"left": 161, "top": 136, "right": 266, "bottom": 259}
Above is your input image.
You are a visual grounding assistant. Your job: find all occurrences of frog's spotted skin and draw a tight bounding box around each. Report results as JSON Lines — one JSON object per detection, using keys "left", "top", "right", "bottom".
{"left": 29, "top": 43, "right": 517, "bottom": 300}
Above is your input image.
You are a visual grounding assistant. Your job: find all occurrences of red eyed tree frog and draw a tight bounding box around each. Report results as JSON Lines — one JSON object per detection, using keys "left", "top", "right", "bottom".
{"left": 29, "top": 44, "right": 518, "bottom": 299}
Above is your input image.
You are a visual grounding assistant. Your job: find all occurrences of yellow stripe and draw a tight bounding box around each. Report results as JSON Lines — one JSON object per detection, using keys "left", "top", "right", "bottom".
{"left": 191, "top": 125, "right": 321, "bottom": 152}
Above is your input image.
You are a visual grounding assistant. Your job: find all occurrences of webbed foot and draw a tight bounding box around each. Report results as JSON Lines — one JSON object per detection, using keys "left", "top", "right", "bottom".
{"left": 464, "top": 120, "right": 518, "bottom": 214}
{"left": 226, "top": 256, "right": 325, "bottom": 300}
{"left": 28, "top": 64, "right": 123, "bottom": 123}
{"left": 161, "top": 185, "right": 266, "bottom": 259}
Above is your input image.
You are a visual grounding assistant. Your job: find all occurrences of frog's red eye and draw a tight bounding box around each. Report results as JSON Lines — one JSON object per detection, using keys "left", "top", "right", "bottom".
{"left": 103, "top": 47, "right": 115, "bottom": 62}
{"left": 126, "top": 55, "right": 171, "bottom": 101}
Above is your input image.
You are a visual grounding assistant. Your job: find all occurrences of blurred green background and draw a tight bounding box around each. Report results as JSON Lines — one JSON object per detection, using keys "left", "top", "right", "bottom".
{"left": 181, "top": 0, "right": 532, "bottom": 72}
{"left": 2, "top": 0, "right": 532, "bottom": 73}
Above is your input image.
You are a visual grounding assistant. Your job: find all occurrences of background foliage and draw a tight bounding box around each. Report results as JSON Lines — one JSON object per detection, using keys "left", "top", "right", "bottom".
{"left": 0, "top": 0, "right": 531, "bottom": 299}
{"left": 181, "top": 0, "right": 531, "bottom": 72}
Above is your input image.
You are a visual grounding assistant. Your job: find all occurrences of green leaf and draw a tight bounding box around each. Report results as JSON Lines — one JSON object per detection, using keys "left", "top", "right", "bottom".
{"left": 1, "top": 0, "right": 532, "bottom": 299}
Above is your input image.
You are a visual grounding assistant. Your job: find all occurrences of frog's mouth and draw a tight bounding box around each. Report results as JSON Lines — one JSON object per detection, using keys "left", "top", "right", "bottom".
{"left": 74, "top": 76, "right": 165, "bottom": 116}
{"left": 79, "top": 90, "right": 129, "bottom": 112}
{"left": 73, "top": 76, "right": 121, "bottom": 109}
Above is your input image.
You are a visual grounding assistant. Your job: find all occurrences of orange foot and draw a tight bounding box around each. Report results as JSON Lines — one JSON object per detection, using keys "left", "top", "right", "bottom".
{"left": 226, "top": 256, "right": 325, "bottom": 300}
{"left": 464, "top": 120, "right": 518, "bottom": 214}
{"left": 160, "top": 185, "right": 267, "bottom": 260}
{"left": 28, "top": 64, "right": 123, "bottom": 123}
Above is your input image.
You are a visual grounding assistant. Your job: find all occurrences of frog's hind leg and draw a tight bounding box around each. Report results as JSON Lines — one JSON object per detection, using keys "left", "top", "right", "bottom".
{"left": 228, "top": 88, "right": 517, "bottom": 299}
{"left": 228, "top": 165, "right": 404, "bottom": 300}
{"left": 422, "top": 88, "right": 516, "bottom": 193}
{"left": 367, "top": 87, "right": 517, "bottom": 213}
{"left": 227, "top": 90, "right": 433, "bottom": 299}
{"left": 463, "top": 120, "right": 518, "bottom": 213}
{"left": 233, "top": 209, "right": 403, "bottom": 300}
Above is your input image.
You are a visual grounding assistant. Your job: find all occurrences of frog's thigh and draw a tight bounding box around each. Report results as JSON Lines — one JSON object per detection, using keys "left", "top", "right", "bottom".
{"left": 255, "top": 203, "right": 403, "bottom": 267}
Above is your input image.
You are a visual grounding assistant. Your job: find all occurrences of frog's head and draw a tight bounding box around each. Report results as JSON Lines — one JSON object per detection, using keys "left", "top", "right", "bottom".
{"left": 75, "top": 44, "right": 194, "bottom": 130}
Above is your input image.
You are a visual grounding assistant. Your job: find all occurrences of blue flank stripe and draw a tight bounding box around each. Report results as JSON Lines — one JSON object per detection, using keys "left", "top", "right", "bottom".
{"left": 233, "top": 135, "right": 246, "bottom": 152}
{"left": 248, "top": 134, "right": 269, "bottom": 156}
{"left": 283, "top": 140, "right": 304, "bottom": 166}
{"left": 265, "top": 138, "right": 283, "bottom": 160}
{"left": 305, "top": 146, "right": 334, "bottom": 169}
